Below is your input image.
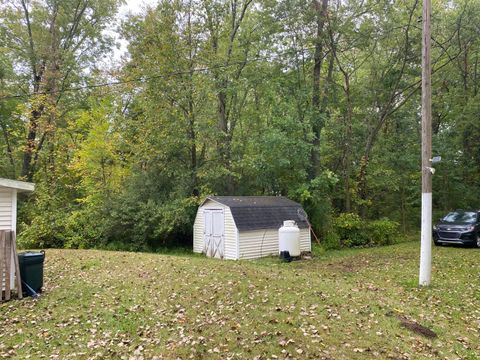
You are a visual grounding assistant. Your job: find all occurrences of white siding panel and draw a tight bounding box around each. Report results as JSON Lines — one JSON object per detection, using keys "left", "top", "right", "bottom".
{"left": 0, "top": 188, "right": 15, "bottom": 290}
{"left": 238, "top": 227, "right": 311, "bottom": 260}
{"left": 0, "top": 189, "right": 12, "bottom": 230}
{"left": 238, "top": 229, "right": 279, "bottom": 260}
{"left": 193, "top": 207, "right": 204, "bottom": 254}
{"left": 299, "top": 228, "right": 312, "bottom": 252}
{"left": 193, "top": 200, "right": 239, "bottom": 260}
{"left": 223, "top": 207, "right": 237, "bottom": 260}
{"left": 11, "top": 189, "right": 17, "bottom": 233}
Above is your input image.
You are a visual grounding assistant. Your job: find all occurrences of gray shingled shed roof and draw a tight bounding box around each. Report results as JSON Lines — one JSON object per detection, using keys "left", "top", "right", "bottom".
{"left": 205, "top": 196, "right": 309, "bottom": 231}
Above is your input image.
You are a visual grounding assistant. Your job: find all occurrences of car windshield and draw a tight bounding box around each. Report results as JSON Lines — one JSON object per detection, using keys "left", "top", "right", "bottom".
{"left": 442, "top": 211, "right": 477, "bottom": 224}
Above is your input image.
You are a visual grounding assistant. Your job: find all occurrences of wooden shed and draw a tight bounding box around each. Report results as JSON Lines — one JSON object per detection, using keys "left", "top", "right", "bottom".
{"left": 0, "top": 178, "right": 34, "bottom": 291}
{"left": 193, "top": 196, "right": 311, "bottom": 260}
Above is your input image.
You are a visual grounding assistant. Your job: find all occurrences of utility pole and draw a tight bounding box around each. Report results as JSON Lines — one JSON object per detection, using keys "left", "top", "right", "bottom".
{"left": 419, "top": 0, "right": 432, "bottom": 286}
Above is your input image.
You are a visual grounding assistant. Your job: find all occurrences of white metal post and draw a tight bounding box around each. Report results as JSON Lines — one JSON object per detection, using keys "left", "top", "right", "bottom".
{"left": 419, "top": 0, "right": 432, "bottom": 286}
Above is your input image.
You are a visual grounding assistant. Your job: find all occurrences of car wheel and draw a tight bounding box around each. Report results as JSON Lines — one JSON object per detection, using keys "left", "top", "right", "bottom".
{"left": 476, "top": 234, "right": 480, "bottom": 248}
{"left": 434, "top": 240, "right": 441, "bottom": 246}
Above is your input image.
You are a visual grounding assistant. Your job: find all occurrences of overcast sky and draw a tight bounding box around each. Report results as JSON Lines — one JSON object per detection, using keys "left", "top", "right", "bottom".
{"left": 120, "top": 0, "right": 157, "bottom": 17}
{"left": 109, "top": 0, "right": 158, "bottom": 63}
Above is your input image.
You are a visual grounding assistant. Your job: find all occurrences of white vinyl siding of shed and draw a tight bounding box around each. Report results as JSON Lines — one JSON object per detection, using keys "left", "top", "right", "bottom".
{"left": 192, "top": 208, "right": 204, "bottom": 254}
{"left": 238, "top": 229, "right": 277, "bottom": 259}
{"left": 299, "top": 228, "right": 311, "bottom": 252}
{"left": 0, "top": 188, "right": 16, "bottom": 231}
{"left": 238, "top": 227, "right": 311, "bottom": 260}
{"left": 193, "top": 200, "right": 238, "bottom": 260}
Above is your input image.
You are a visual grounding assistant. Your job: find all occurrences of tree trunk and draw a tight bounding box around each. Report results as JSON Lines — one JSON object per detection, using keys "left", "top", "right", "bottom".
{"left": 356, "top": 0, "right": 418, "bottom": 216}
{"left": 188, "top": 106, "right": 199, "bottom": 196}
{"left": 187, "top": 3, "right": 199, "bottom": 197}
{"left": 21, "top": 105, "right": 43, "bottom": 181}
{"left": 309, "top": 0, "right": 329, "bottom": 180}
{"left": 0, "top": 117, "right": 16, "bottom": 177}
{"left": 343, "top": 74, "right": 353, "bottom": 212}
{"left": 205, "top": 0, "right": 252, "bottom": 194}
{"left": 20, "top": 0, "right": 60, "bottom": 181}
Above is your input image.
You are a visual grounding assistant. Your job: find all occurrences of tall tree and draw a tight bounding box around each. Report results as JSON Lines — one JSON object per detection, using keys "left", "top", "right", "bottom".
{"left": 203, "top": 0, "right": 255, "bottom": 193}
{"left": 0, "top": 0, "right": 120, "bottom": 180}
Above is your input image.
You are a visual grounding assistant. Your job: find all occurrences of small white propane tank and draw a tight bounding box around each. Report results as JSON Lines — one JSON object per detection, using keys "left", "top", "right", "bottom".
{"left": 278, "top": 220, "right": 300, "bottom": 257}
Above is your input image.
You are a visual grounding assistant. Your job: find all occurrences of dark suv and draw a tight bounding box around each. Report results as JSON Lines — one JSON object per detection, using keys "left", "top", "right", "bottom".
{"left": 433, "top": 210, "right": 480, "bottom": 247}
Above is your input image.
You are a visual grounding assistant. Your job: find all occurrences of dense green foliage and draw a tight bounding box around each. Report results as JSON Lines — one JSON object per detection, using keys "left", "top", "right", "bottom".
{"left": 1, "top": 0, "right": 480, "bottom": 249}
{"left": 328, "top": 213, "right": 399, "bottom": 249}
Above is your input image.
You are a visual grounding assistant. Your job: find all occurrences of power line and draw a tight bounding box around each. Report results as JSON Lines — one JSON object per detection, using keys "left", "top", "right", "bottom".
{"left": 0, "top": 38, "right": 461, "bottom": 102}
{"left": 0, "top": 47, "right": 317, "bottom": 101}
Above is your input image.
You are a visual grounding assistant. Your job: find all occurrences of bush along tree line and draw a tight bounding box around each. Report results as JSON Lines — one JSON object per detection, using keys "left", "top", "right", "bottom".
{"left": 1, "top": 0, "right": 479, "bottom": 251}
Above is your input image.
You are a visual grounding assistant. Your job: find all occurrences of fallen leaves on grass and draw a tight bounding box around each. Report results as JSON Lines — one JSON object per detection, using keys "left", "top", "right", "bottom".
{"left": 1, "top": 244, "right": 479, "bottom": 358}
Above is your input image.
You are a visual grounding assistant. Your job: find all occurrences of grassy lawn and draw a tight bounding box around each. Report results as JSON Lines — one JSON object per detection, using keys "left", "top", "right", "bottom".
{"left": 1, "top": 242, "right": 479, "bottom": 359}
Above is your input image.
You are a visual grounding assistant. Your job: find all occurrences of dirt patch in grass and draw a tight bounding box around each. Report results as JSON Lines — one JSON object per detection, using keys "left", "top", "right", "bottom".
{"left": 385, "top": 310, "right": 438, "bottom": 339}
{"left": 321, "top": 252, "right": 412, "bottom": 274}
{"left": 398, "top": 316, "right": 437, "bottom": 339}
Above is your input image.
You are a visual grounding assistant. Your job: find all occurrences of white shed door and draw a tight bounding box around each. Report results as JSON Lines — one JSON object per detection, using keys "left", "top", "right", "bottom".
{"left": 204, "top": 209, "right": 225, "bottom": 259}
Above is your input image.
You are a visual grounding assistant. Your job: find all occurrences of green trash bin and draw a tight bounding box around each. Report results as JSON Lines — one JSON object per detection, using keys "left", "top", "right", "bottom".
{"left": 18, "top": 251, "right": 45, "bottom": 296}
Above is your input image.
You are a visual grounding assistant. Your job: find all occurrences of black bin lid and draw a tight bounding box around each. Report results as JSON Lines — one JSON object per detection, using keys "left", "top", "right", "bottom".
{"left": 18, "top": 251, "right": 45, "bottom": 258}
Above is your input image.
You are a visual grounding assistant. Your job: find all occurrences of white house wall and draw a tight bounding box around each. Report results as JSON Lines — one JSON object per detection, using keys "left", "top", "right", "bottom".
{"left": 193, "top": 200, "right": 238, "bottom": 260}
{"left": 0, "top": 187, "right": 16, "bottom": 290}
{"left": 238, "top": 227, "right": 311, "bottom": 260}
{"left": 0, "top": 188, "right": 13, "bottom": 230}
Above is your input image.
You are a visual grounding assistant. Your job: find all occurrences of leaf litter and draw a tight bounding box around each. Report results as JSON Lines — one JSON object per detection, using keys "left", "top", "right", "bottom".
{"left": 0, "top": 243, "right": 479, "bottom": 358}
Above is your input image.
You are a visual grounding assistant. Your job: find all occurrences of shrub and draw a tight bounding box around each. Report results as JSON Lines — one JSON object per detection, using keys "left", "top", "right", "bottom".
{"left": 327, "top": 213, "right": 399, "bottom": 248}
{"left": 16, "top": 177, "right": 80, "bottom": 249}
{"left": 367, "top": 218, "right": 399, "bottom": 246}
{"left": 63, "top": 206, "right": 108, "bottom": 249}
{"left": 334, "top": 213, "right": 369, "bottom": 247}
{"left": 322, "top": 230, "right": 342, "bottom": 250}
